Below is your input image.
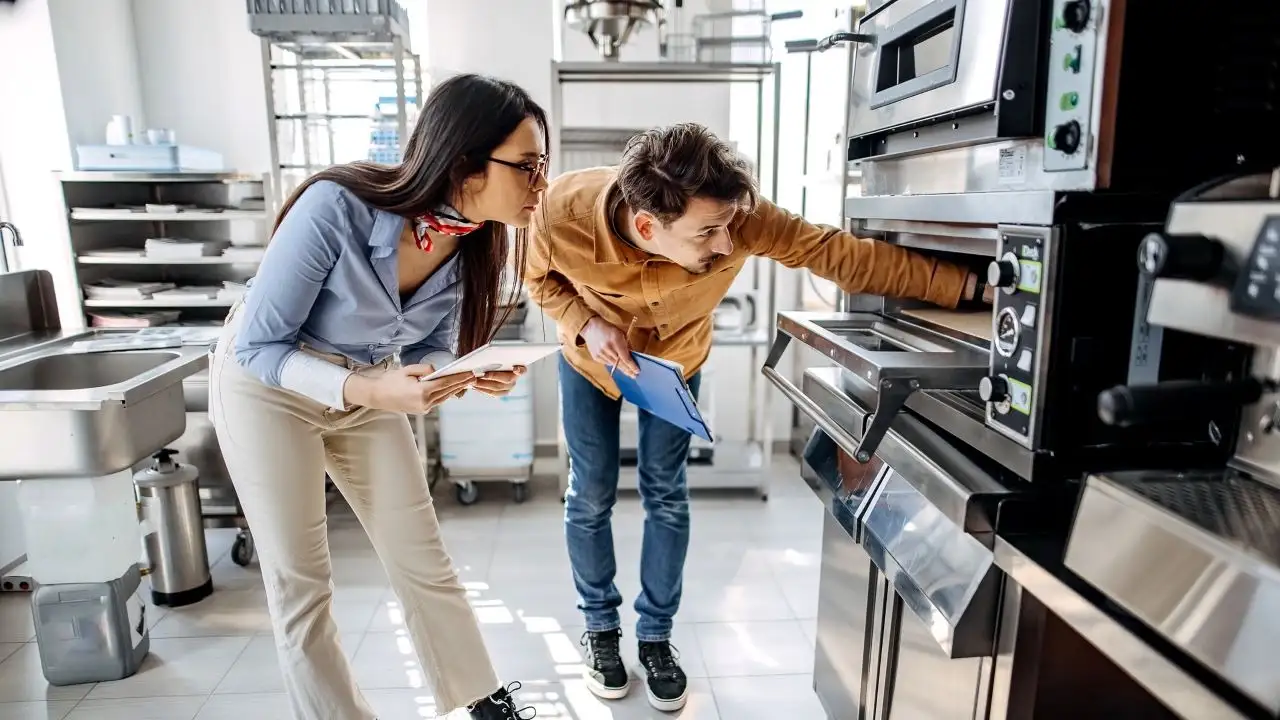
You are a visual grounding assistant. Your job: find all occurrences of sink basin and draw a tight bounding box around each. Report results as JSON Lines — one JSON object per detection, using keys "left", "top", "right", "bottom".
{"left": 0, "top": 352, "right": 175, "bottom": 391}
{"left": 0, "top": 345, "right": 209, "bottom": 479}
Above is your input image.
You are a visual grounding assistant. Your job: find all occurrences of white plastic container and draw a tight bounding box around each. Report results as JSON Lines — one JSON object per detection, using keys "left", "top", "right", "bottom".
{"left": 17, "top": 470, "right": 143, "bottom": 585}
{"left": 438, "top": 377, "right": 535, "bottom": 470}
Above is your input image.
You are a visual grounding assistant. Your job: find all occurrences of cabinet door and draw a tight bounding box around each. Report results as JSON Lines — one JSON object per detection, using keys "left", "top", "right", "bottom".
{"left": 814, "top": 513, "right": 881, "bottom": 720}
{"left": 879, "top": 591, "right": 987, "bottom": 720}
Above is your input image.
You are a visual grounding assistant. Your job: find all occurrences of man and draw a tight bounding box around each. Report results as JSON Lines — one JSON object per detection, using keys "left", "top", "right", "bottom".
{"left": 525, "top": 123, "right": 991, "bottom": 712}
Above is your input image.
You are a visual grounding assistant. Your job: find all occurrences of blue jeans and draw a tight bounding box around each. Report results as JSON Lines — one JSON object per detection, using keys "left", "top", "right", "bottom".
{"left": 559, "top": 355, "right": 698, "bottom": 643}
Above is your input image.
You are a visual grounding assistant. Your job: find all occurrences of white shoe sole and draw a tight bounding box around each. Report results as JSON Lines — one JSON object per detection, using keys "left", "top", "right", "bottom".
{"left": 646, "top": 685, "right": 689, "bottom": 713}
{"left": 584, "top": 671, "right": 630, "bottom": 700}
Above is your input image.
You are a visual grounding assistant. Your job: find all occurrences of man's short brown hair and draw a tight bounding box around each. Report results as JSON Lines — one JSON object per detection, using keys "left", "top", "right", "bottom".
{"left": 615, "top": 123, "right": 759, "bottom": 226}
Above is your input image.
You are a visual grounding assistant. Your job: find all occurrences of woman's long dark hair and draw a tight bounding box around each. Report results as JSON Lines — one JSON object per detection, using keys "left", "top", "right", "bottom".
{"left": 273, "top": 74, "right": 548, "bottom": 356}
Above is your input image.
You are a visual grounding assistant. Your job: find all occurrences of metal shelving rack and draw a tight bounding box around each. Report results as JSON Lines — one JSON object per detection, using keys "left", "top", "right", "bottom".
{"left": 248, "top": 1, "right": 423, "bottom": 207}
{"left": 549, "top": 61, "right": 783, "bottom": 499}
{"left": 57, "top": 172, "right": 271, "bottom": 324}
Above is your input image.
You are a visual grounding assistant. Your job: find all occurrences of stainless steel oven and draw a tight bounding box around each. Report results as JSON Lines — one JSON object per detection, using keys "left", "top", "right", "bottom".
{"left": 768, "top": 0, "right": 1279, "bottom": 482}
{"left": 829, "top": 0, "right": 1280, "bottom": 195}
{"left": 766, "top": 216, "right": 1249, "bottom": 482}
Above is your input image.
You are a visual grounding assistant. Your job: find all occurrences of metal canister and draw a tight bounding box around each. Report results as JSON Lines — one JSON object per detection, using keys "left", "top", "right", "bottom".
{"left": 134, "top": 449, "right": 213, "bottom": 607}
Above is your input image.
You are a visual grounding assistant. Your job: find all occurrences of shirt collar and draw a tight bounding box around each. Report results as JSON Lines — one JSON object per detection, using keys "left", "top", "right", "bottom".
{"left": 593, "top": 176, "right": 649, "bottom": 266}
{"left": 368, "top": 209, "right": 403, "bottom": 259}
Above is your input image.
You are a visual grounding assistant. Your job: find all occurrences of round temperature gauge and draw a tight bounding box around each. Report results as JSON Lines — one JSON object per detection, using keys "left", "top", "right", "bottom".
{"left": 995, "top": 307, "right": 1021, "bottom": 357}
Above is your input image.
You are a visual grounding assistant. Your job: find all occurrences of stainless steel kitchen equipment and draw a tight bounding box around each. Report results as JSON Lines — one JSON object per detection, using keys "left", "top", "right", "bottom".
{"left": 0, "top": 268, "right": 208, "bottom": 685}
{"left": 1065, "top": 171, "right": 1280, "bottom": 719}
{"left": 840, "top": 0, "right": 1279, "bottom": 193}
{"left": 770, "top": 0, "right": 1278, "bottom": 483}
{"left": 766, "top": 1, "right": 1280, "bottom": 718}
{"left": 135, "top": 448, "right": 213, "bottom": 608}
{"left": 565, "top": 0, "right": 664, "bottom": 61}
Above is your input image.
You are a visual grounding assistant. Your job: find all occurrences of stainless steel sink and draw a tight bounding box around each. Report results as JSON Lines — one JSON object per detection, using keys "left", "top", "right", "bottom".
{"left": 0, "top": 352, "right": 177, "bottom": 391}
{"left": 0, "top": 345, "right": 209, "bottom": 479}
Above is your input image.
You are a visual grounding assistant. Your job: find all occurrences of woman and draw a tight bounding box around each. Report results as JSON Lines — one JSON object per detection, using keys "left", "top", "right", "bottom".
{"left": 209, "top": 74, "right": 548, "bottom": 720}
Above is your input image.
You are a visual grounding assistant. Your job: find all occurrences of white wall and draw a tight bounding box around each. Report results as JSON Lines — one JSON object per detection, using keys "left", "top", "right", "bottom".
{"left": 130, "top": 0, "right": 271, "bottom": 173}
{"left": 47, "top": 0, "right": 147, "bottom": 147}
{"left": 0, "top": 0, "right": 82, "bottom": 330}
{"left": 421, "top": 0, "right": 553, "bottom": 112}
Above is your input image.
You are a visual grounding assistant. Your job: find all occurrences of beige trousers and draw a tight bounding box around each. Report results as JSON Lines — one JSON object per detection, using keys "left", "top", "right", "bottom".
{"left": 209, "top": 307, "right": 500, "bottom": 720}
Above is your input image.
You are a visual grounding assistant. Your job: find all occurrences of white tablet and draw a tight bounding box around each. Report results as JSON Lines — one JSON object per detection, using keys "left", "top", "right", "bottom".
{"left": 423, "top": 341, "right": 562, "bottom": 381}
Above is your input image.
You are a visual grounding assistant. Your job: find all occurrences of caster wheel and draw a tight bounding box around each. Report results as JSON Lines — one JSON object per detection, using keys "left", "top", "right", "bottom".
{"left": 231, "top": 532, "right": 256, "bottom": 567}
{"left": 760, "top": 493, "right": 769, "bottom": 502}
{"left": 512, "top": 483, "right": 528, "bottom": 504}
{"left": 455, "top": 482, "right": 480, "bottom": 506}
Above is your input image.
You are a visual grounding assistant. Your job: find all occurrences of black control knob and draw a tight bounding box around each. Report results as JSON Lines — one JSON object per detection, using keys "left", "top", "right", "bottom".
{"left": 1062, "top": 0, "right": 1091, "bottom": 32}
{"left": 1051, "top": 120, "right": 1082, "bottom": 155}
{"left": 979, "top": 375, "right": 1010, "bottom": 403}
{"left": 1098, "top": 378, "right": 1270, "bottom": 428}
{"left": 1138, "top": 232, "right": 1235, "bottom": 285}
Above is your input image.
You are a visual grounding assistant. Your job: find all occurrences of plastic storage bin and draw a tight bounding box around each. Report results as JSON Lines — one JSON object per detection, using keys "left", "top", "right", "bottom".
{"left": 32, "top": 565, "right": 149, "bottom": 686}
{"left": 438, "top": 376, "right": 534, "bottom": 470}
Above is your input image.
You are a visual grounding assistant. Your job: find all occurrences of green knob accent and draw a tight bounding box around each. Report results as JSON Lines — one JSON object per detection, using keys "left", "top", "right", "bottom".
{"left": 1060, "top": 92, "right": 1079, "bottom": 110}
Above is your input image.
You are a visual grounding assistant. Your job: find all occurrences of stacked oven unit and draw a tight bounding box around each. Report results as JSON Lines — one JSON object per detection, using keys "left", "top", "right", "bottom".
{"left": 767, "top": 0, "right": 1280, "bottom": 718}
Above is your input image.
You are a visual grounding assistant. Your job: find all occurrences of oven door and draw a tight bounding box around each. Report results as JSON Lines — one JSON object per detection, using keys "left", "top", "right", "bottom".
{"left": 848, "top": 0, "right": 1008, "bottom": 140}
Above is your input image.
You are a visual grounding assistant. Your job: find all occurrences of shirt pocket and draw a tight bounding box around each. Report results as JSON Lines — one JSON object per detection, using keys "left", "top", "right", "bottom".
{"left": 585, "top": 287, "right": 648, "bottom": 325}
{"left": 668, "top": 267, "right": 738, "bottom": 327}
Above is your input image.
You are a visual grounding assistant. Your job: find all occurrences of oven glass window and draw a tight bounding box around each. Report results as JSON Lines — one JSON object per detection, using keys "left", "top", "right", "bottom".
{"left": 876, "top": 7, "right": 958, "bottom": 96}
{"left": 910, "top": 23, "right": 955, "bottom": 77}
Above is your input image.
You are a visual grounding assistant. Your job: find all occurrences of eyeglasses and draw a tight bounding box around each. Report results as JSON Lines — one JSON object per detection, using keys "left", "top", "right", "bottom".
{"left": 489, "top": 155, "right": 548, "bottom": 188}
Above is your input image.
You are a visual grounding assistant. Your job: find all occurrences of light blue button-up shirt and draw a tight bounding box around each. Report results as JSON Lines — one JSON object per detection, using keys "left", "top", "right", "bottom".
{"left": 234, "top": 180, "right": 460, "bottom": 409}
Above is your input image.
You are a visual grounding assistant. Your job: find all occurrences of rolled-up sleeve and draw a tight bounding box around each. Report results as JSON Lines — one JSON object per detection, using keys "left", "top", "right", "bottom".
{"left": 401, "top": 294, "right": 460, "bottom": 370}
{"left": 234, "top": 181, "right": 352, "bottom": 406}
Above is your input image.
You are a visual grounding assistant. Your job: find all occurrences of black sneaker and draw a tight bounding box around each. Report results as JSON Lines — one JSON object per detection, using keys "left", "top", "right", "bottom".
{"left": 638, "top": 640, "right": 688, "bottom": 712}
{"left": 581, "top": 629, "right": 630, "bottom": 699}
{"left": 468, "top": 682, "right": 535, "bottom": 719}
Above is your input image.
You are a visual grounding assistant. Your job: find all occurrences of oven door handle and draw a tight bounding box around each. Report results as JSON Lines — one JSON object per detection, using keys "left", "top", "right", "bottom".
{"left": 785, "top": 31, "right": 876, "bottom": 54}
{"left": 763, "top": 325, "right": 915, "bottom": 465}
{"left": 767, "top": 312, "right": 987, "bottom": 464}
{"left": 764, "top": 364, "right": 861, "bottom": 460}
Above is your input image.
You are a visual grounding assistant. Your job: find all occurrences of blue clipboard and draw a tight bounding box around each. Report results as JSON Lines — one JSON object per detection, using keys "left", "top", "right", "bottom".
{"left": 611, "top": 352, "right": 714, "bottom": 443}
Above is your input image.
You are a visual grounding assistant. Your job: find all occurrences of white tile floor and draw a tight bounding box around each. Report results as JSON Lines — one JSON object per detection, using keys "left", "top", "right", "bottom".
{"left": 0, "top": 458, "right": 827, "bottom": 719}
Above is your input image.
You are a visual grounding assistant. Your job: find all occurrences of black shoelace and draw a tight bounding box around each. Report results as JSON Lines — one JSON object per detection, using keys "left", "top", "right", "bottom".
{"left": 643, "top": 643, "right": 683, "bottom": 682}
{"left": 583, "top": 631, "right": 624, "bottom": 671}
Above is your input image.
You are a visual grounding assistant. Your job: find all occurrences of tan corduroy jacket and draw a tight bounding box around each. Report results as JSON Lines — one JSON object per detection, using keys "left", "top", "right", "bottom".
{"left": 524, "top": 167, "right": 970, "bottom": 399}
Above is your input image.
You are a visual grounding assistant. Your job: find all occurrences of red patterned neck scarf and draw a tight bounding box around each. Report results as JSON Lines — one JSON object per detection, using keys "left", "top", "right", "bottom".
{"left": 413, "top": 205, "right": 483, "bottom": 253}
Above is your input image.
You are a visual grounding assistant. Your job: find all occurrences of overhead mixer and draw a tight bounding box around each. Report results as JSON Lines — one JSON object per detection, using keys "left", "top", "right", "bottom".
{"left": 563, "top": 0, "right": 675, "bottom": 61}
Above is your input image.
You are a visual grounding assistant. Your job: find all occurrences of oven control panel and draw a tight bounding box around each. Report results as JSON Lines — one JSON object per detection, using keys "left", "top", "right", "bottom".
{"left": 985, "top": 227, "right": 1052, "bottom": 445}
{"left": 1044, "top": 0, "right": 1101, "bottom": 172}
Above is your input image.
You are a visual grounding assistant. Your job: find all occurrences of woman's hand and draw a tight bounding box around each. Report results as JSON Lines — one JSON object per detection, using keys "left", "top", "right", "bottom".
{"left": 471, "top": 366, "right": 527, "bottom": 397}
{"left": 344, "top": 364, "right": 477, "bottom": 413}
